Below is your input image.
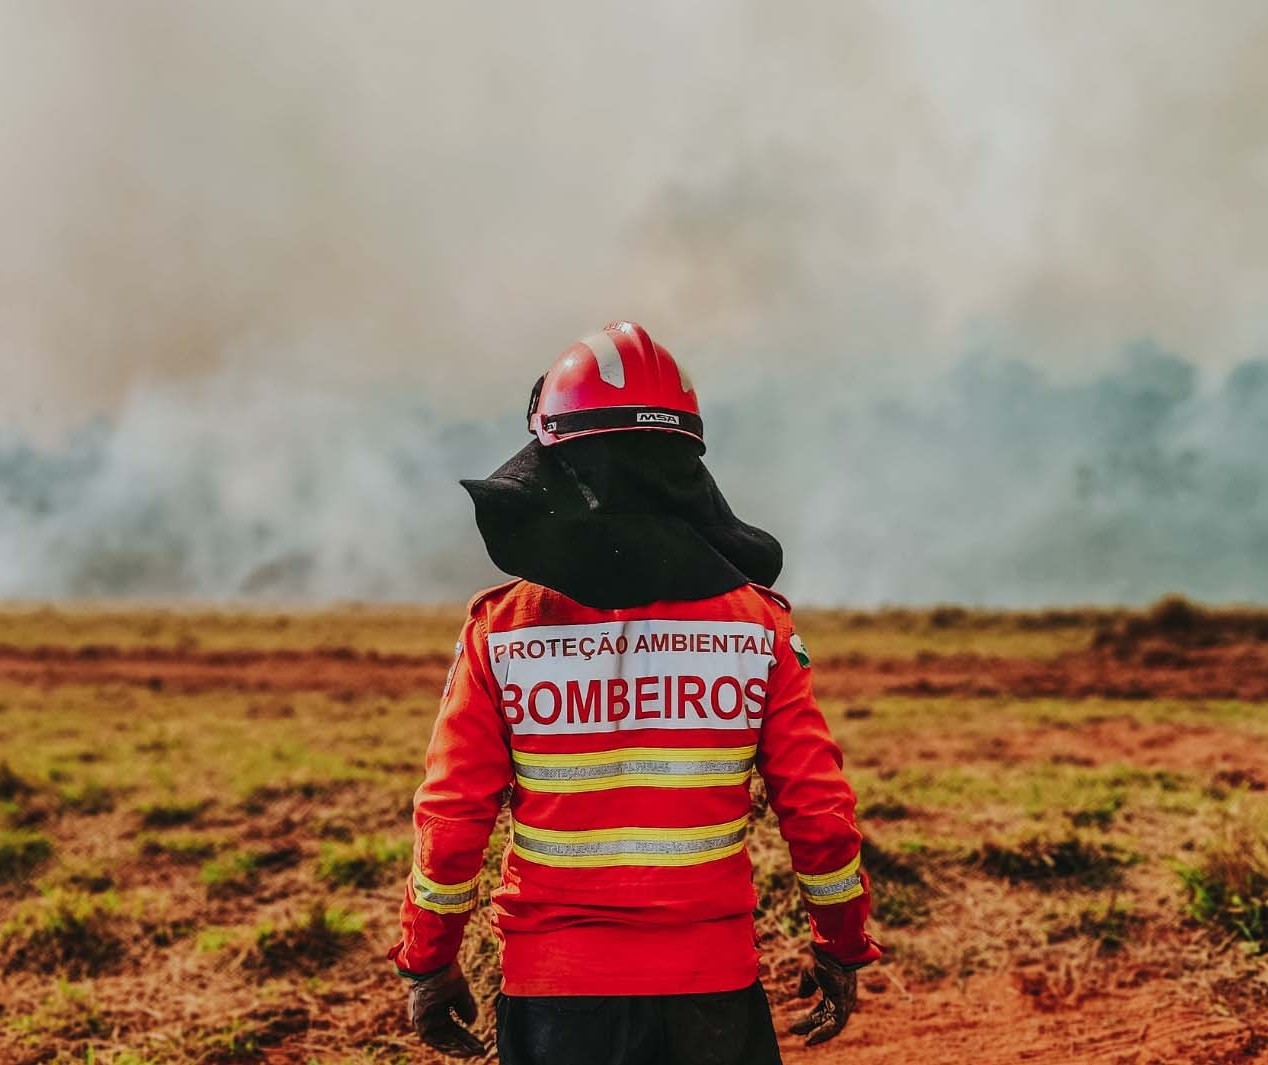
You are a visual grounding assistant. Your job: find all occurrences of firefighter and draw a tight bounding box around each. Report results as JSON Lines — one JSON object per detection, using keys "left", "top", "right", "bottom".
{"left": 389, "top": 322, "right": 882, "bottom": 1064}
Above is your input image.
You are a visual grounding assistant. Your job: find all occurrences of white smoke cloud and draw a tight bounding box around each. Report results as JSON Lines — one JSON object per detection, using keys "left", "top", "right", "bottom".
{"left": 3, "top": 1, "right": 1267, "bottom": 434}
{"left": 3, "top": 346, "right": 1266, "bottom": 605}
{"left": 1, "top": 2, "right": 1266, "bottom": 602}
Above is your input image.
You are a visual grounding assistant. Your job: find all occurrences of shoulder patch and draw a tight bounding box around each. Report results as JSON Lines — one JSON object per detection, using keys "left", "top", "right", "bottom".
{"left": 441, "top": 639, "right": 463, "bottom": 700}
{"left": 466, "top": 579, "right": 524, "bottom": 615}
{"left": 789, "top": 633, "right": 811, "bottom": 668}
{"left": 749, "top": 583, "right": 792, "bottom": 612}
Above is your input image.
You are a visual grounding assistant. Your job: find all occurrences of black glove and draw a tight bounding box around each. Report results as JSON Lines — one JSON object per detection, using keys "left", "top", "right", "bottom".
{"left": 406, "top": 963, "right": 485, "bottom": 1059}
{"left": 790, "top": 945, "right": 860, "bottom": 1047}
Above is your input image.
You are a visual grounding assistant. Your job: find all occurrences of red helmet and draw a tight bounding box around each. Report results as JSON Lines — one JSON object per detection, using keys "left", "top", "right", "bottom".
{"left": 527, "top": 321, "right": 704, "bottom": 449}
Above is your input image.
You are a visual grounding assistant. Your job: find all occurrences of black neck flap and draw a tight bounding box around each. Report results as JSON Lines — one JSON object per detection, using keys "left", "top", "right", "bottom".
{"left": 460, "top": 435, "right": 782, "bottom": 609}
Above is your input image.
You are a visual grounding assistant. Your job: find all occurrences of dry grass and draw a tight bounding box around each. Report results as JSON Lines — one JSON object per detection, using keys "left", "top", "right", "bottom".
{"left": 1178, "top": 800, "right": 1268, "bottom": 946}
{"left": 0, "top": 602, "right": 1265, "bottom": 1063}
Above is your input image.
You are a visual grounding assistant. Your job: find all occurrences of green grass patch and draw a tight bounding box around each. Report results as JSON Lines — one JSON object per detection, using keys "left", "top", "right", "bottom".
{"left": 198, "top": 1006, "right": 312, "bottom": 1061}
{"left": 860, "top": 800, "right": 913, "bottom": 821}
{"left": 0, "top": 829, "right": 53, "bottom": 883}
{"left": 861, "top": 837, "right": 932, "bottom": 885}
{"left": 316, "top": 835, "right": 410, "bottom": 889}
{"left": 860, "top": 837, "right": 939, "bottom": 927}
{"left": 1178, "top": 804, "right": 1268, "bottom": 948}
{"left": 751, "top": 862, "right": 810, "bottom": 937}
{"left": 795, "top": 609, "right": 1094, "bottom": 659}
{"left": 873, "top": 882, "right": 932, "bottom": 927}
{"left": 0, "top": 889, "right": 126, "bottom": 978}
{"left": 970, "top": 831, "right": 1133, "bottom": 889}
{"left": 832, "top": 695, "right": 1268, "bottom": 746}
{"left": 138, "top": 832, "right": 222, "bottom": 863}
{"left": 196, "top": 927, "right": 237, "bottom": 953}
{"left": 59, "top": 780, "right": 117, "bottom": 815}
{"left": 314, "top": 815, "right": 356, "bottom": 841}
{"left": 200, "top": 850, "right": 260, "bottom": 896}
{"left": 853, "top": 760, "right": 1206, "bottom": 832}
{"left": 42, "top": 858, "right": 115, "bottom": 895}
{"left": 6, "top": 979, "right": 110, "bottom": 1043}
{"left": 1043, "top": 896, "right": 1142, "bottom": 952}
{"left": 0, "top": 761, "right": 35, "bottom": 801}
{"left": 238, "top": 772, "right": 367, "bottom": 814}
{"left": 132, "top": 891, "right": 198, "bottom": 949}
{"left": 137, "top": 798, "right": 211, "bottom": 828}
{"left": 1064, "top": 792, "right": 1126, "bottom": 830}
{"left": 247, "top": 903, "right": 364, "bottom": 975}
{"left": 0, "top": 768, "right": 53, "bottom": 830}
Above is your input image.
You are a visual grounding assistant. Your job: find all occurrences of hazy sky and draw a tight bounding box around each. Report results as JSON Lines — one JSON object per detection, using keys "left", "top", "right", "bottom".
{"left": 2, "top": 0, "right": 1266, "bottom": 438}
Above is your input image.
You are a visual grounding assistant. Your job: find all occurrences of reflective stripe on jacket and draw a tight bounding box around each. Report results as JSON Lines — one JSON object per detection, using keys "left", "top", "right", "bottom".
{"left": 388, "top": 579, "right": 882, "bottom": 995}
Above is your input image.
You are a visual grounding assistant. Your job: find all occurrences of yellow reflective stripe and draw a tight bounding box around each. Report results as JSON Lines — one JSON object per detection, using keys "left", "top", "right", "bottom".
{"left": 796, "top": 855, "right": 864, "bottom": 905}
{"left": 413, "top": 896, "right": 479, "bottom": 915}
{"left": 515, "top": 769, "right": 753, "bottom": 793}
{"left": 512, "top": 745, "right": 757, "bottom": 794}
{"left": 411, "top": 868, "right": 480, "bottom": 895}
{"left": 410, "top": 865, "right": 479, "bottom": 915}
{"left": 805, "top": 881, "right": 865, "bottom": 905}
{"left": 796, "top": 856, "right": 861, "bottom": 887}
{"left": 510, "top": 837, "right": 747, "bottom": 869}
{"left": 510, "top": 813, "right": 751, "bottom": 869}
{"left": 513, "top": 814, "right": 749, "bottom": 846}
{"left": 513, "top": 745, "right": 758, "bottom": 767}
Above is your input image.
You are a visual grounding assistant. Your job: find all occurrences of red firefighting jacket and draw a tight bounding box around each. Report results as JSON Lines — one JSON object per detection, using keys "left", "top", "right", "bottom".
{"left": 389, "top": 579, "right": 882, "bottom": 995}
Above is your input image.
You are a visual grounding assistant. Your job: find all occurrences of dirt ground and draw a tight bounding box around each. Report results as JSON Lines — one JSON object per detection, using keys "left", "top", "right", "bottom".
{"left": 1, "top": 601, "right": 1265, "bottom": 1064}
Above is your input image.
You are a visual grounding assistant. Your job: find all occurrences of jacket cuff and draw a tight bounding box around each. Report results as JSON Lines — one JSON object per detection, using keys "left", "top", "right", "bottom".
{"left": 813, "top": 933, "right": 884, "bottom": 969}
{"left": 395, "top": 964, "right": 451, "bottom": 982}
{"left": 387, "top": 940, "right": 454, "bottom": 981}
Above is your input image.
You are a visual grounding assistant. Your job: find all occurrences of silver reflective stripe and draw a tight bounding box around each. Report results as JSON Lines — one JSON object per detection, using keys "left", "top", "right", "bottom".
{"left": 582, "top": 331, "right": 626, "bottom": 387}
{"left": 411, "top": 866, "right": 478, "bottom": 914}
{"left": 416, "top": 885, "right": 475, "bottom": 906}
{"left": 511, "top": 814, "right": 750, "bottom": 868}
{"left": 514, "top": 755, "right": 754, "bottom": 782}
{"left": 796, "top": 857, "right": 864, "bottom": 905}
{"left": 515, "top": 826, "right": 747, "bottom": 859}
{"left": 799, "top": 872, "right": 862, "bottom": 900}
{"left": 511, "top": 746, "right": 757, "bottom": 794}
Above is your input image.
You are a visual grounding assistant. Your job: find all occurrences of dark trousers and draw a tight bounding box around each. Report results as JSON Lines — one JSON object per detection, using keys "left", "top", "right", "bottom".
{"left": 495, "top": 981, "right": 783, "bottom": 1065}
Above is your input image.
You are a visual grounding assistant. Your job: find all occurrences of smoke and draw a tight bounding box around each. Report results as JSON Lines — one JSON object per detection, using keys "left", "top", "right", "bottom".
{"left": 2, "top": 345, "right": 1266, "bottom": 606}
{"left": 3, "top": 1, "right": 1268, "bottom": 434}
{"left": 0, "top": 374, "right": 514, "bottom": 600}
{"left": 1, "top": 1, "right": 1266, "bottom": 602}
{"left": 721, "top": 345, "right": 1268, "bottom": 605}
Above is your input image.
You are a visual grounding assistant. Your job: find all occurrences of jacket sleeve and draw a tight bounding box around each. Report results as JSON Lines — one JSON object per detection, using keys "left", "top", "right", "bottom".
{"left": 755, "top": 611, "right": 883, "bottom": 968}
{"left": 388, "top": 609, "right": 513, "bottom": 977}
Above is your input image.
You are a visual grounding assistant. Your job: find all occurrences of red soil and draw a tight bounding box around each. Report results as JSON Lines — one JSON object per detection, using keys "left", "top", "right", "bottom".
{"left": 5, "top": 629, "right": 1267, "bottom": 1064}
{"left": 816, "top": 641, "right": 1268, "bottom": 702}
{"left": 773, "top": 970, "right": 1264, "bottom": 1065}
{"left": 852, "top": 714, "right": 1268, "bottom": 789}
{"left": 5, "top": 638, "right": 1268, "bottom": 702}
{"left": 0, "top": 643, "right": 453, "bottom": 697}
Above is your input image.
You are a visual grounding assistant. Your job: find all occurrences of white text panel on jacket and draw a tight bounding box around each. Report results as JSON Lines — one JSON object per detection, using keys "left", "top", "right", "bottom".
{"left": 487, "top": 621, "right": 776, "bottom": 736}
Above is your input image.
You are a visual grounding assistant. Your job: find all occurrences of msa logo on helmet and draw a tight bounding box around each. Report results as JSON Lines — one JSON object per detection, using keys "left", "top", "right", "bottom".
{"left": 635, "top": 411, "right": 681, "bottom": 426}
